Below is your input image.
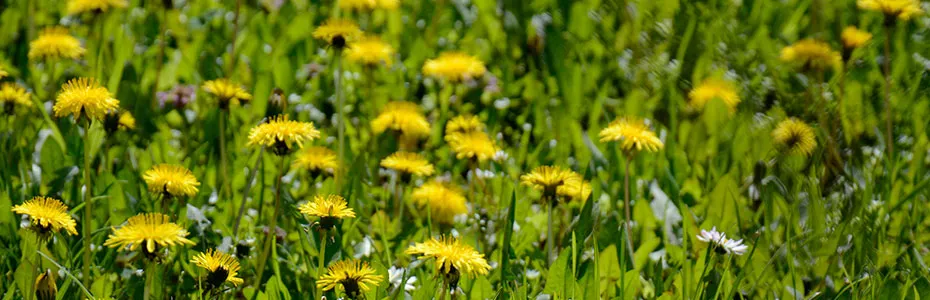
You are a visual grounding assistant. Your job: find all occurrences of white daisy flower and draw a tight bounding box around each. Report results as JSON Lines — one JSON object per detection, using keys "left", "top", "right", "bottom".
{"left": 696, "top": 227, "right": 748, "bottom": 255}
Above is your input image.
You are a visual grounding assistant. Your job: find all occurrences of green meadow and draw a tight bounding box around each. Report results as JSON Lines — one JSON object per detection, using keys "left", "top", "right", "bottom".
{"left": 2, "top": 0, "right": 930, "bottom": 299}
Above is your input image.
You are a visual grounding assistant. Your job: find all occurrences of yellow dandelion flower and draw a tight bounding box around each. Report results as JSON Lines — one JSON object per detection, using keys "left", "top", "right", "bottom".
{"left": 841, "top": 26, "right": 873, "bottom": 50}
{"left": 688, "top": 78, "right": 741, "bottom": 113}
{"left": 299, "top": 194, "right": 356, "bottom": 230}
{"left": 118, "top": 112, "right": 135, "bottom": 130}
{"left": 317, "top": 260, "right": 384, "bottom": 299}
{"left": 202, "top": 79, "right": 252, "bottom": 109}
{"left": 446, "top": 131, "right": 498, "bottom": 162}
{"left": 339, "top": 0, "right": 399, "bottom": 10}
{"left": 380, "top": 152, "right": 435, "bottom": 177}
{"left": 345, "top": 36, "right": 394, "bottom": 65}
{"left": 29, "top": 27, "right": 85, "bottom": 60}
{"left": 142, "top": 164, "right": 201, "bottom": 198}
{"left": 405, "top": 237, "right": 491, "bottom": 277}
{"left": 66, "top": 0, "right": 127, "bottom": 15}
{"left": 11, "top": 196, "right": 78, "bottom": 235}
{"left": 0, "top": 83, "right": 33, "bottom": 110}
{"left": 103, "top": 213, "right": 195, "bottom": 254}
{"left": 412, "top": 181, "right": 468, "bottom": 225}
{"left": 445, "top": 115, "right": 485, "bottom": 136}
{"left": 53, "top": 78, "right": 119, "bottom": 121}
{"left": 247, "top": 115, "right": 321, "bottom": 156}
{"left": 557, "top": 173, "right": 592, "bottom": 202}
{"left": 423, "top": 52, "right": 487, "bottom": 81}
{"left": 293, "top": 146, "right": 339, "bottom": 176}
{"left": 313, "top": 19, "right": 361, "bottom": 49}
{"left": 521, "top": 166, "right": 575, "bottom": 197}
{"left": 599, "top": 118, "right": 664, "bottom": 152}
{"left": 772, "top": 118, "right": 817, "bottom": 156}
{"left": 371, "top": 101, "right": 431, "bottom": 138}
{"left": 191, "top": 249, "right": 244, "bottom": 287}
{"left": 858, "top": 0, "right": 923, "bottom": 20}
{"left": 780, "top": 39, "right": 842, "bottom": 71}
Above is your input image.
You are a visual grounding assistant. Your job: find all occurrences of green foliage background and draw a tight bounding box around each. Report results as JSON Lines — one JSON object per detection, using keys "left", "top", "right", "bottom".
{"left": 2, "top": 0, "right": 930, "bottom": 299}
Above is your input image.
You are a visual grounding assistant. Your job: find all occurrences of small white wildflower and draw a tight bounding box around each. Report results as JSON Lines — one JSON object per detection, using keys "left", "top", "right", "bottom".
{"left": 353, "top": 237, "right": 374, "bottom": 259}
{"left": 493, "top": 150, "right": 509, "bottom": 162}
{"left": 696, "top": 227, "right": 748, "bottom": 255}
{"left": 388, "top": 266, "right": 417, "bottom": 292}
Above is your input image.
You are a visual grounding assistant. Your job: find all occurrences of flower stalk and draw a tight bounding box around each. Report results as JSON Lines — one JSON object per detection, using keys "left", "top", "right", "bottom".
{"left": 882, "top": 21, "right": 894, "bottom": 156}
{"left": 255, "top": 157, "right": 286, "bottom": 286}
{"left": 81, "top": 120, "right": 93, "bottom": 292}
{"left": 623, "top": 153, "right": 635, "bottom": 267}
{"left": 335, "top": 52, "right": 346, "bottom": 189}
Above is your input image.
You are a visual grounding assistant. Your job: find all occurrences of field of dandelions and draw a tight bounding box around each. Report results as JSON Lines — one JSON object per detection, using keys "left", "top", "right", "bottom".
{"left": 3, "top": 0, "right": 930, "bottom": 299}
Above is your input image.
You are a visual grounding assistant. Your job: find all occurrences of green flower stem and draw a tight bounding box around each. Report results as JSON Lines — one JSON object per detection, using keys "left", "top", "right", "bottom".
{"left": 317, "top": 231, "right": 328, "bottom": 298}
{"left": 94, "top": 18, "right": 105, "bottom": 80}
{"left": 82, "top": 121, "right": 94, "bottom": 294}
{"left": 882, "top": 23, "right": 894, "bottom": 157}
{"left": 255, "top": 156, "right": 285, "bottom": 287}
{"left": 335, "top": 53, "right": 346, "bottom": 190}
{"left": 219, "top": 111, "right": 229, "bottom": 199}
{"left": 623, "top": 153, "right": 636, "bottom": 267}
{"left": 143, "top": 260, "right": 157, "bottom": 300}
{"left": 546, "top": 194, "right": 554, "bottom": 266}
{"left": 696, "top": 246, "right": 714, "bottom": 299}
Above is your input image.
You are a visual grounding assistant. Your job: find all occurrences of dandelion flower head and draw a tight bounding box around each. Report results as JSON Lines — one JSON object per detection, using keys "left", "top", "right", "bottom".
{"left": 29, "top": 27, "right": 85, "bottom": 60}
{"left": 53, "top": 78, "right": 119, "bottom": 121}
{"left": 339, "top": 0, "right": 399, "bottom": 10}
{"left": 858, "top": 0, "right": 923, "bottom": 20}
{"left": 423, "top": 52, "right": 487, "bottom": 82}
{"left": 191, "top": 249, "right": 244, "bottom": 287}
{"left": 299, "top": 194, "right": 357, "bottom": 220}
{"left": 247, "top": 115, "right": 321, "bottom": 156}
{"left": 688, "top": 78, "right": 741, "bottom": 113}
{"left": 103, "top": 213, "right": 195, "bottom": 255}
{"left": 118, "top": 111, "right": 135, "bottom": 130}
{"left": 313, "top": 19, "right": 361, "bottom": 49}
{"left": 11, "top": 196, "right": 78, "bottom": 235}
{"left": 772, "top": 118, "right": 817, "bottom": 156}
{"left": 371, "top": 101, "right": 431, "bottom": 138}
{"left": 293, "top": 146, "right": 339, "bottom": 176}
{"left": 445, "top": 115, "right": 486, "bottom": 136}
{"left": 202, "top": 79, "right": 252, "bottom": 109}
{"left": 412, "top": 181, "right": 468, "bottom": 225}
{"left": 780, "top": 39, "right": 842, "bottom": 71}
{"left": 520, "top": 166, "right": 575, "bottom": 196}
{"left": 557, "top": 173, "right": 592, "bottom": 202}
{"left": 380, "top": 152, "right": 435, "bottom": 177}
{"left": 67, "top": 0, "right": 128, "bottom": 15}
{"left": 446, "top": 131, "right": 498, "bottom": 162}
{"left": 841, "top": 26, "right": 873, "bottom": 49}
{"left": 346, "top": 36, "right": 394, "bottom": 65}
{"left": 317, "top": 260, "right": 384, "bottom": 299}
{"left": 0, "top": 83, "right": 33, "bottom": 110}
{"left": 598, "top": 118, "right": 664, "bottom": 152}
{"left": 142, "top": 164, "right": 201, "bottom": 198}
{"left": 405, "top": 237, "right": 491, "bottom": 277}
